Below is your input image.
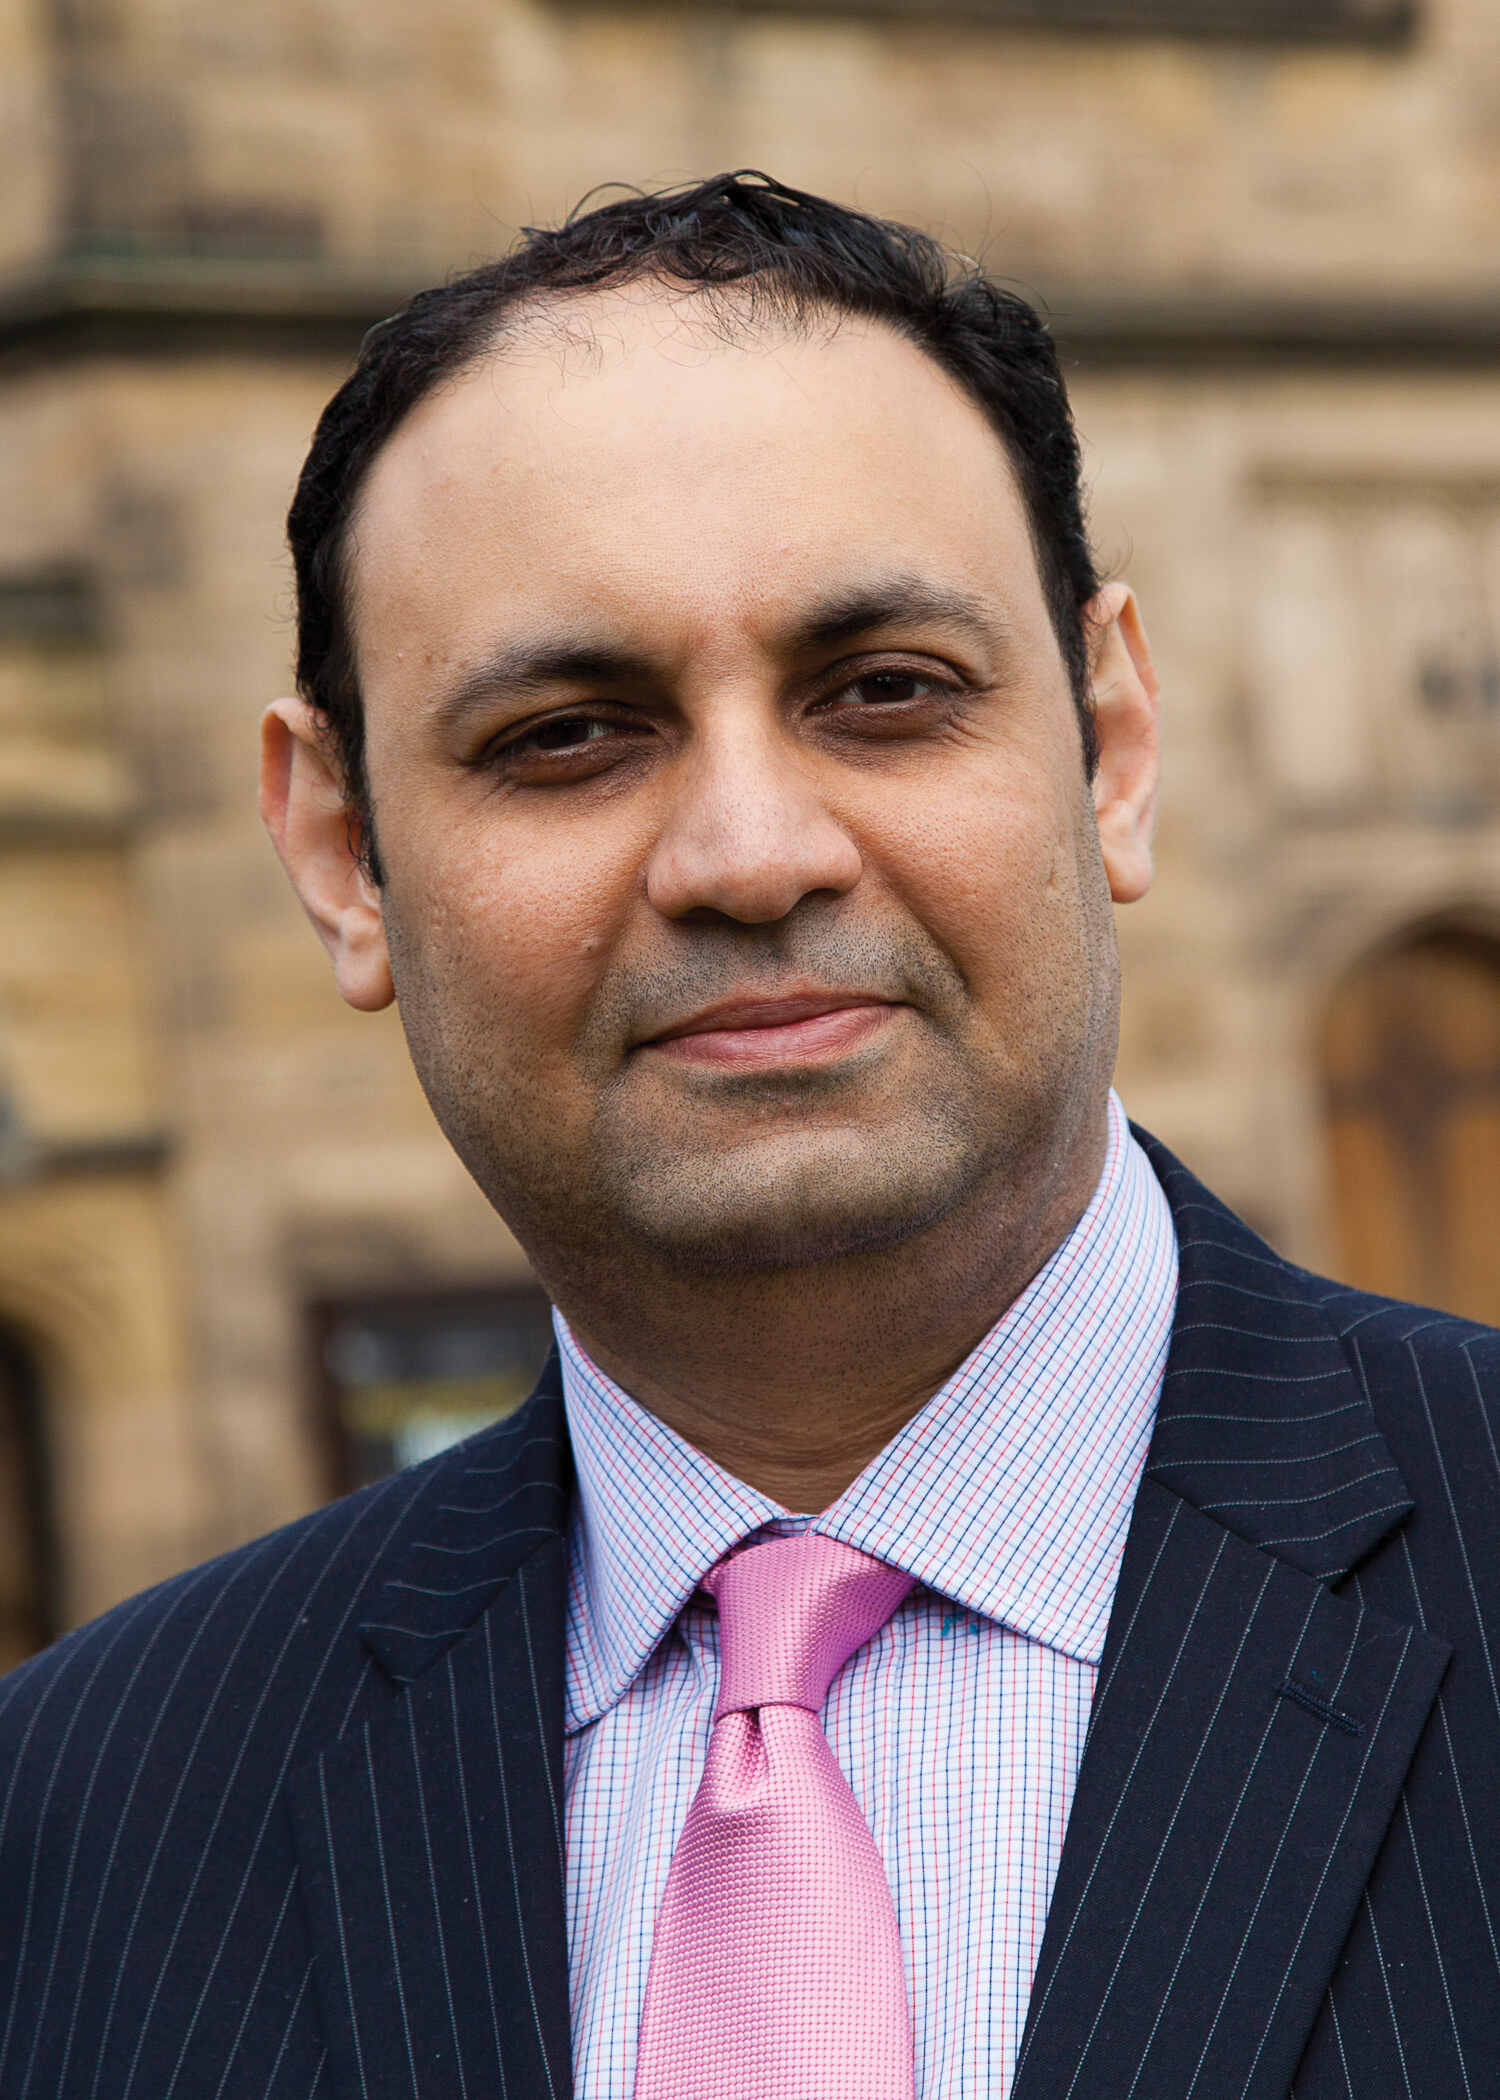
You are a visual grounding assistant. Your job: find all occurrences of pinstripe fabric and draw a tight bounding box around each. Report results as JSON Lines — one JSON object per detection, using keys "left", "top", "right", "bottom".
{"left": 1, "top": 1129, "right": 1497, "bottom": 2099}
{"left": 1008, "top": 1137, "right": 1470, "bottom": 2100}
{"left": 560, "top": 1093, "right": 1176, "bottom": 2100}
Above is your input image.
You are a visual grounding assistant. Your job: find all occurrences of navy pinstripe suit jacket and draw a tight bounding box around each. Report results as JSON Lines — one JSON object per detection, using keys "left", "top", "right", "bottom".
{"left": 3, "top": 1131, "right": 1498, "bottom": 2099}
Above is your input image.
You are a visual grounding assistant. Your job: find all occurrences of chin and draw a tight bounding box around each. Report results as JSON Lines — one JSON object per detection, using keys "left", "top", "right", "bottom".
{"left": 596, "top": 1125, "right": 993, "bottom": 1278}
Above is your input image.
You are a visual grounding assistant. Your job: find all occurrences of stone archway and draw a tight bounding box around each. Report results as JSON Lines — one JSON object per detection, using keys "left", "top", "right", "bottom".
{"left": 1322, "top": 922, "right": 1500, "bottom": 1324}
{"left": 0, "top": 1321, "right": 58, "bottom": 1673}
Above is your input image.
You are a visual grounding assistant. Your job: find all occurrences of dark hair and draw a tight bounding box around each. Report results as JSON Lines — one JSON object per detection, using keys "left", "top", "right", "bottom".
{"left": 287, "top": 170, "right": 1101, "bottom": 881}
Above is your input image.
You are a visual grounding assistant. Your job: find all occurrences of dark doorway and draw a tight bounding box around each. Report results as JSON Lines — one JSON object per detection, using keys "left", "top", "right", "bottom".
{"left": 0, "top": 1324, "right": 59, "bottom": 1673}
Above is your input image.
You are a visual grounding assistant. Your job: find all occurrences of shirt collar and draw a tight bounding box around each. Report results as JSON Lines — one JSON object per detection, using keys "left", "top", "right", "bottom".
{"left": 560, "top": 1091, "right": 1177, "bottom": 1731}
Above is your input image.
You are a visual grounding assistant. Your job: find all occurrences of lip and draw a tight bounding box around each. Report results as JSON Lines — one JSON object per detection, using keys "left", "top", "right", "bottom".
{"left": 641, "top": 991, "right": 902, "bottom": 1069}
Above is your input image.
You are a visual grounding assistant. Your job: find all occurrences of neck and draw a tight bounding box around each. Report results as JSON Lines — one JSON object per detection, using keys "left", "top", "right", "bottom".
{"left": 551, "top": 1112, "right": 1110, "bottom": 1513}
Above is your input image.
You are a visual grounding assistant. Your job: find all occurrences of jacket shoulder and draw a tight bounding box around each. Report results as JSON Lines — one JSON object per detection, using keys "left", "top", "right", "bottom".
{"left": 0, "top": 1366, "right": 568, "bottom": 1794}
{"left": 1302, "top": 1275, "right": 1500, "bottom": 1509}
{"left": 5, "top": 1377, "right": 574, "bottom": 1740}
{"left": 0, "top": 1390, "right": 569, "bottom": 2075}
{"left": 0, "top": 1463, "right": 428, "bottom": 2036}
{"left": 0, "top": 1438, "right": 463, "bottom": 1856}
{"left": 1137, "top": 1121, "right": 1500, "bottom": 1439}
{"left": 1137, "top": 1120, "right": 1500, "bottom": 1583}
{"left": 1299, "top": 1272, "right": 1500, "bottom": 1421}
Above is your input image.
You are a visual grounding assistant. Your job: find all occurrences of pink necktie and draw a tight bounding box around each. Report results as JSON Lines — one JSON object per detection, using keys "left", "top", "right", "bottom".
{"left": 632, "top": 1532, "right": 918, "bottom": 2100}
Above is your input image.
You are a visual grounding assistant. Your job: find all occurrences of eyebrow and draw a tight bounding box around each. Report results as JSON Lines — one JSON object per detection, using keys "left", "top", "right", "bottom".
{"left": 785, "top": 574, "right": 1003, "bottom": 656}
{"left": 427, "top": 571, "right": 1011, "bottom": 737}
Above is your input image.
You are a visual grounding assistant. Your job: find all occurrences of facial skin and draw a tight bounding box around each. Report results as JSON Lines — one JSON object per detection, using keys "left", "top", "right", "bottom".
{"left": 262, "top": 285, "right": 1160, "bottom": 1509}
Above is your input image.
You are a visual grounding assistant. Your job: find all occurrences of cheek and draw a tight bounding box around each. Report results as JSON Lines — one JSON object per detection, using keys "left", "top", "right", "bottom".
{"left": 393, "top": 819, "right": 640, "bottom": 1069}
{"left": 864, "top": 761, "right": 1082, "bottom": 997}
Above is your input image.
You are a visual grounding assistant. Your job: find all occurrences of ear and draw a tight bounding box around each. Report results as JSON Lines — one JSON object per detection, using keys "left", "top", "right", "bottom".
{"left": 258, "top": 698, "right": 394, "bottom": 1011}
{"left": 1085, "top": 582, "right": 1161, "bottom": 905}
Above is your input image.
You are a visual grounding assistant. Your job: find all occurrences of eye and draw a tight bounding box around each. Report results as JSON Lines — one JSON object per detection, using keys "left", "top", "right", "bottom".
{"left": 845, "top": 669, "right": 936, "bottom": 706}
{"left": 478, "top": 707, "right": 648, "bottom": 779}
{"left": 814, "top": 663, "right": 958, "bottom": 719}
{"left": 516, "top": 712, "right": 616, "bottom": 754}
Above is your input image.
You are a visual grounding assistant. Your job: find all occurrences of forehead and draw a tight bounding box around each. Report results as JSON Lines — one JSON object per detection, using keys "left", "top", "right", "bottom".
{"left": 349, "top": 287, "right": 1045, "bottom": 673}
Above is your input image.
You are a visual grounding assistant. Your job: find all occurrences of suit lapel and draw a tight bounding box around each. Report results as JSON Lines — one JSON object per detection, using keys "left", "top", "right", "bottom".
{"left": 287, "top": 1354, "right": 574, "bottom": 2100}
{"left": 1012, "top": 1137, "right": 1450, "bottom": 2100}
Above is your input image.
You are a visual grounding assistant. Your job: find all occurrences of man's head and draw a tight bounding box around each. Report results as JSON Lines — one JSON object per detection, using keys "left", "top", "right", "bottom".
{"left": 262, "top": 172, "right": 1159, "bottom": 1315}
{"left": 286, "top": 172, "right": 1106, "bottom": 883}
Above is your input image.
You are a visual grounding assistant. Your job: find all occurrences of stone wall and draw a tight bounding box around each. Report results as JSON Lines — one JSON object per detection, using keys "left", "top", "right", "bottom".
{"left": 2, "top": 0, "right": 1498, "bottom": 1624}
{"left": 24, "top": 0, "right": 1500, "bottom": 296}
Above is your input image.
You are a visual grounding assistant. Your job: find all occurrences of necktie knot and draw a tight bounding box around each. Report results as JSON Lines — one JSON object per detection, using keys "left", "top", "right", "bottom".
{"left": 704, "top": 1532, "right": 914, "bottom": 1719}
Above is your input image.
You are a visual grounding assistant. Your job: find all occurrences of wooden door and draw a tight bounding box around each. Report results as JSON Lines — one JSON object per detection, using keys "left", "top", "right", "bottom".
{"left": 1323, "top": 928, "right": 1500, "bottom": 1325}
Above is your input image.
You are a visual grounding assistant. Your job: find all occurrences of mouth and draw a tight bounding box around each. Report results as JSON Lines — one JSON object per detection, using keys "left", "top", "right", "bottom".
{"left": 640, "top": 992, "right": 903, "bottom": 1070}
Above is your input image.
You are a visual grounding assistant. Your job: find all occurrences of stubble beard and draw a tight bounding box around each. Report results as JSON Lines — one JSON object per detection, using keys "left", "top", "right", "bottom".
{"left": 383, "top": 886, "right": 1110, "bottom": 1293}
{"left": 578, "top": 1052, "right": 1007, "bottom": 1277}
{"left": 402, "top": 993, "right": 1078, "bottom": 1293}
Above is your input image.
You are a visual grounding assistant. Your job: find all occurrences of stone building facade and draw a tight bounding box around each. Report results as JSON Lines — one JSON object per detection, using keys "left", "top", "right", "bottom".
{"left": 2, "top": 0, "right": 1498, "bottom": 1661}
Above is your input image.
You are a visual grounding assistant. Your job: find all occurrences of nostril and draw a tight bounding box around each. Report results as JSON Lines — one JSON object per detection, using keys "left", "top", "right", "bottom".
{"left": 645, "top": 803, "right": 863, "bottom": 926}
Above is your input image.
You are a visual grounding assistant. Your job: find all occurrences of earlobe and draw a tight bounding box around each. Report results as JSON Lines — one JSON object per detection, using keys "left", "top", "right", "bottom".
{"left": 1086, "top": 583, "right": 1161, "bottom": 906}
{"left": 258, "top": 698, "right": 395, "bottom": 1012}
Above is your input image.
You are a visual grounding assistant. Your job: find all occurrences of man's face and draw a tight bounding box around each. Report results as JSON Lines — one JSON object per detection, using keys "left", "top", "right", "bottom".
{"left": 337, "top": 289, "right": 1144, "bottom": 1285}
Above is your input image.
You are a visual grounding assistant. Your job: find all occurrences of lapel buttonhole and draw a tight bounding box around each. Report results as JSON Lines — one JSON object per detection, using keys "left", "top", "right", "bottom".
{"left": 1277, "top": 1676, "right": 1363, "bottom": 1735}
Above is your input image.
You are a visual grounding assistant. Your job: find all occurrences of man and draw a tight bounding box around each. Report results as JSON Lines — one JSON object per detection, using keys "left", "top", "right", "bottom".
{"left": 1, "top": 172, "right": 1496, "bottom": 2100}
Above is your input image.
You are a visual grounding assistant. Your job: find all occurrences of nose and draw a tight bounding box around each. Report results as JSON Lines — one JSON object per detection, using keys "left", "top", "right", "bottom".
{"left": 645, "top": 721, "right": 863, "bottom": 924}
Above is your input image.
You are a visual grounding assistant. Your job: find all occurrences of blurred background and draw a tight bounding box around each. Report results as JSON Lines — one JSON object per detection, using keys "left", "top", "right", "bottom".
{"left": 2, "top": 0, "right": 1499, "bottom": 1666}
